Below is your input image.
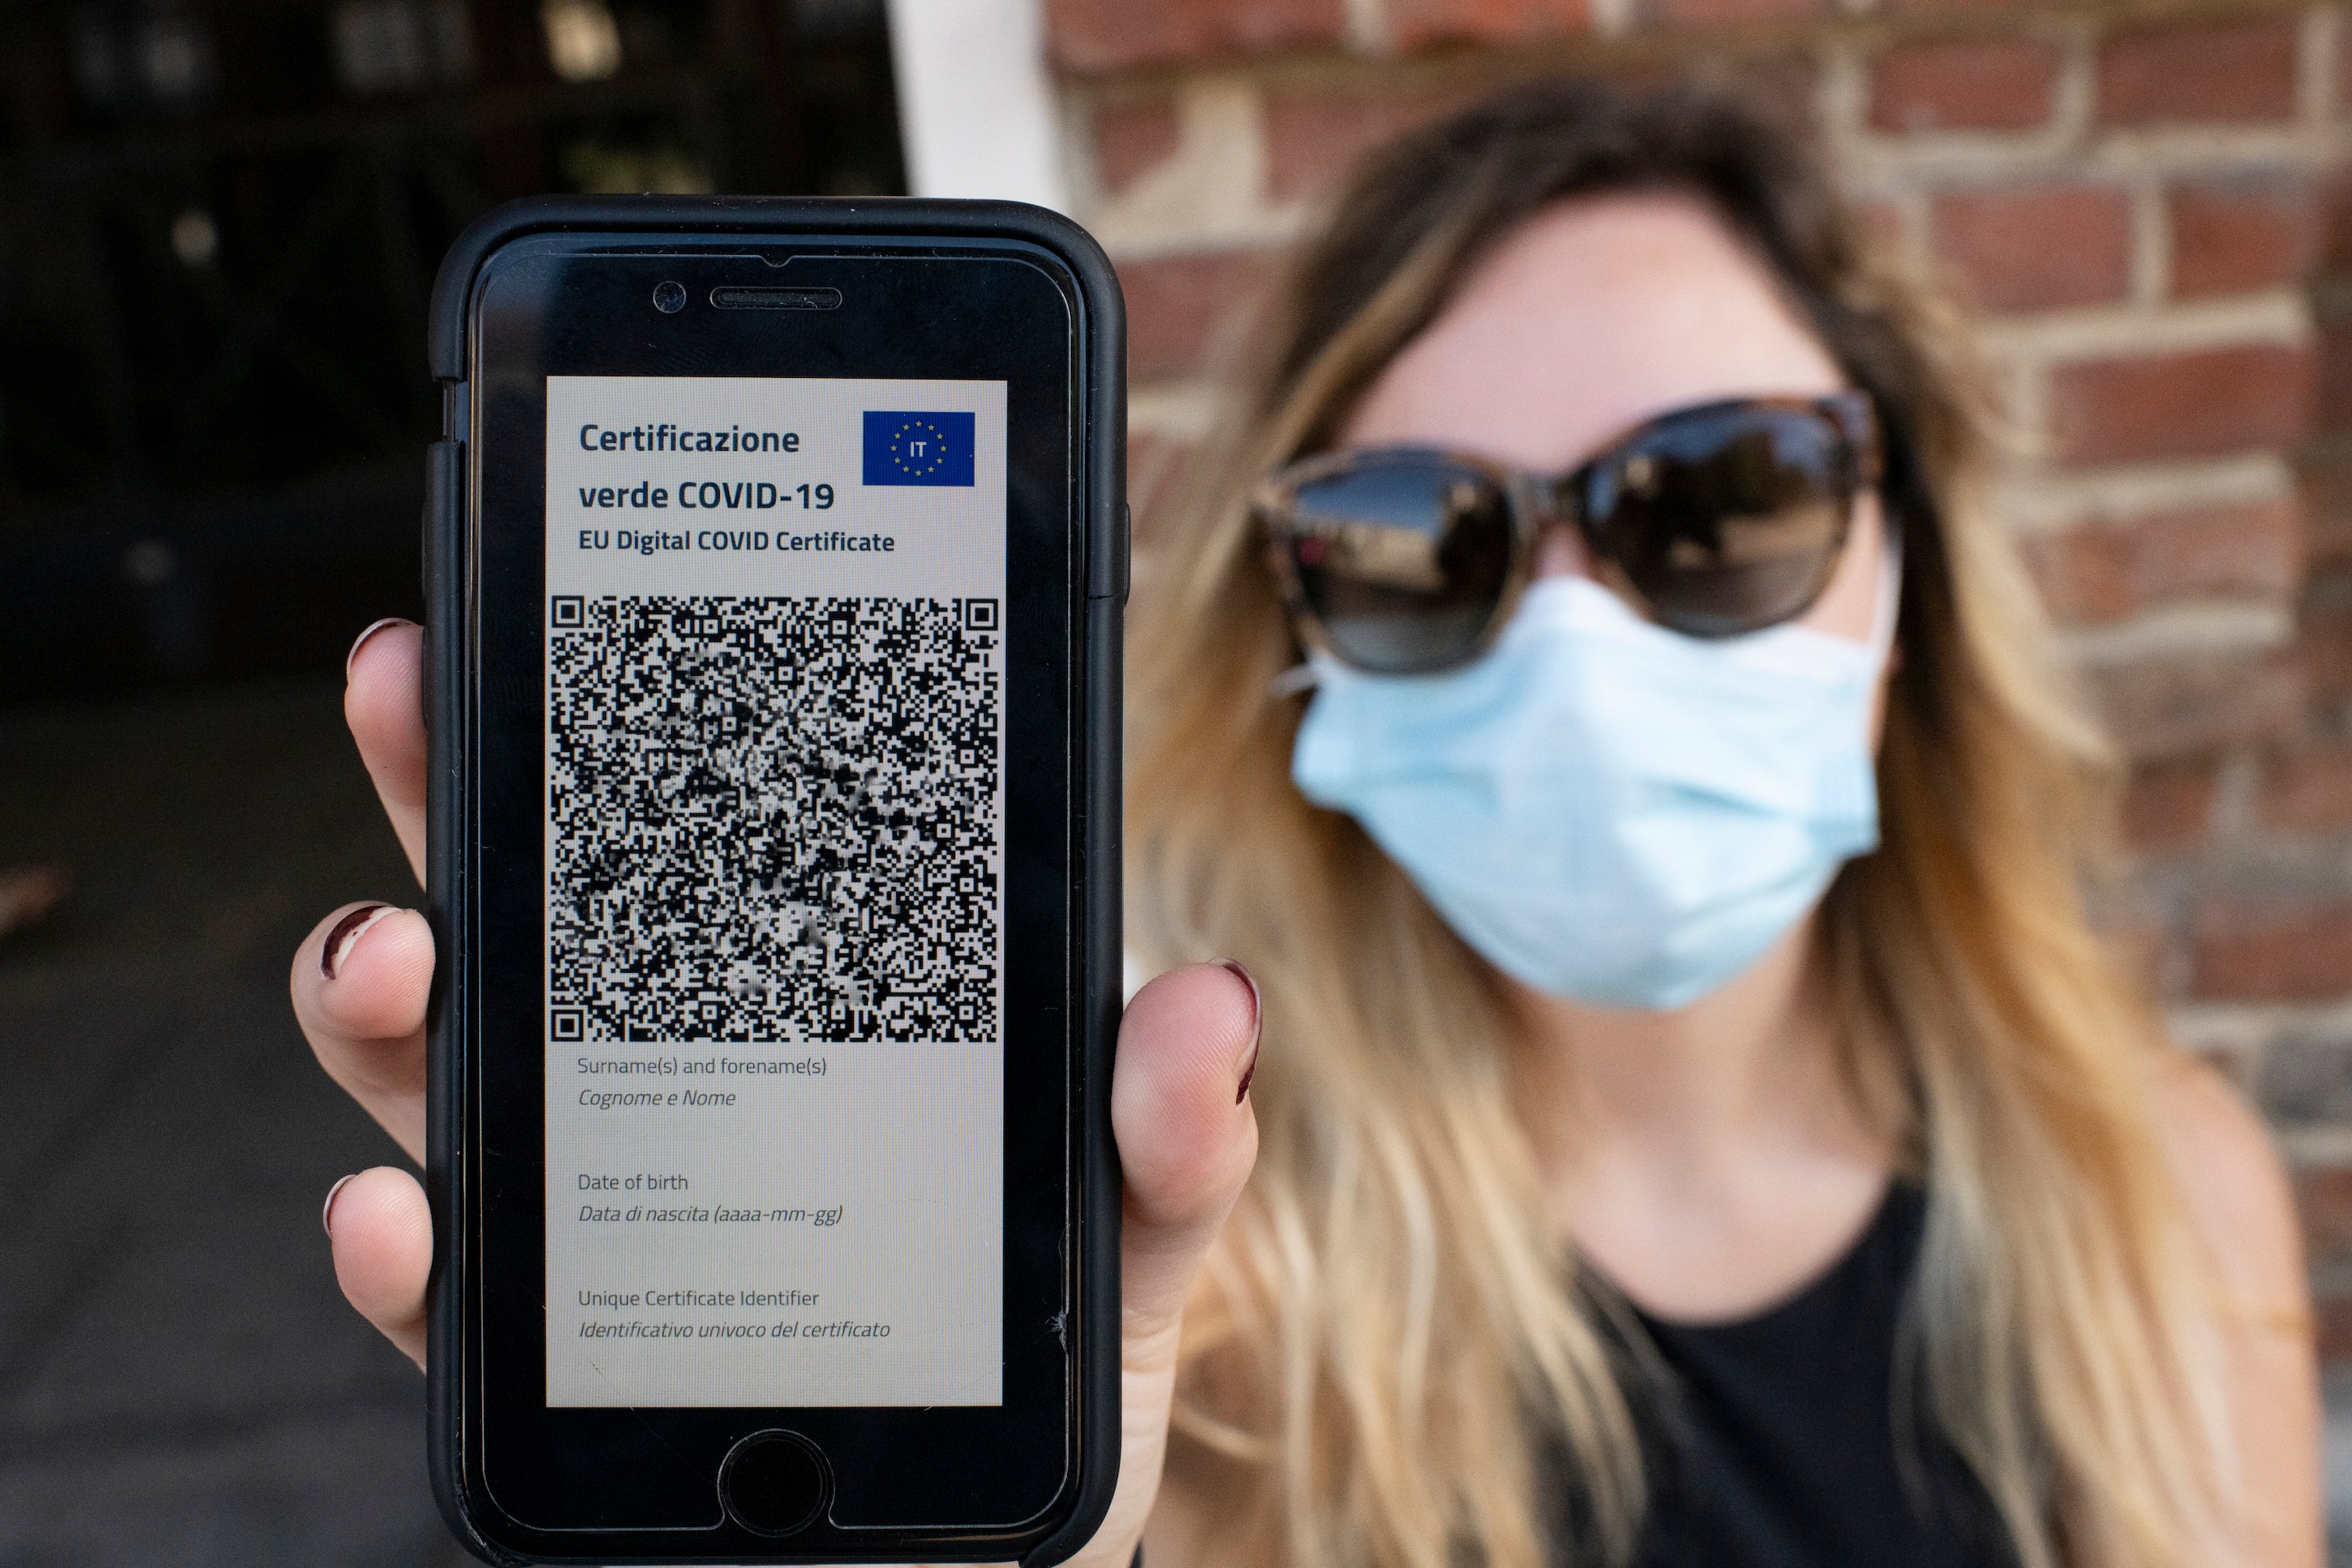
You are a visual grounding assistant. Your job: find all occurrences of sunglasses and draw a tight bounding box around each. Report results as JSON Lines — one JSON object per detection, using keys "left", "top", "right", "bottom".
{"left": 1256, "top": 391, "right": 1882, "bottom": 676}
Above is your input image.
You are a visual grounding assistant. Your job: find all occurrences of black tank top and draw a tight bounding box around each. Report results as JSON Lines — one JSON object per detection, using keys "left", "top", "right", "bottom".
{"left": 1600, "top": 1183, "right": 2020, "bottom": 1568}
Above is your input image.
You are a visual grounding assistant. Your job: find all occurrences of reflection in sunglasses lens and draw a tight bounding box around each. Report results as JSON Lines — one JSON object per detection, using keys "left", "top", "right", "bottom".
{"left": 1269, "top": 401, "right": 1867, "bottom": 672}
{"left": 1287, "top": 456, "right": 1513, "bottom": 673}
{"left": 1588, "top": 408, "right": 1852, "bottom": 639}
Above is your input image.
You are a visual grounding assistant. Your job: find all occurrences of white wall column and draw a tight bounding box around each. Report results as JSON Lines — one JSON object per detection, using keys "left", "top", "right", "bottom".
{"left": 883, "top": 0, "right": 1069, "bottom": 210}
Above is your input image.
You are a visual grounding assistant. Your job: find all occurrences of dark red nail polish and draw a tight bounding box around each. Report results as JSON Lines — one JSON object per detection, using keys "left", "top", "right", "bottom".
{"left": 322, "top": 904, "right": 391, "bottom": 979}
{"left": 1220, "top": 960, "right": 1261, "bottom": 1104}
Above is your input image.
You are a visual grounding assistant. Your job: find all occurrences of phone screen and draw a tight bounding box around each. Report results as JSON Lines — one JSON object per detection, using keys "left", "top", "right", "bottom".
{"left": 539, "top": 376, "right": 1007, "bottom": 1410}
{"left": 458, "top": 238, "right": 1098, "bottom": 1541}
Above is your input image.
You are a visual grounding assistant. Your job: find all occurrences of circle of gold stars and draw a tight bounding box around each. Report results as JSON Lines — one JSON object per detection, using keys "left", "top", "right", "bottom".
{"left": 889, "top": 417, "right": 950, "bottom": 479}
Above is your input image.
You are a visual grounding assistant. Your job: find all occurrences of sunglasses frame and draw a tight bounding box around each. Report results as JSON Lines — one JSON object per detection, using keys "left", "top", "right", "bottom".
{"left": 1256, "top": 390, "right": 1884, "bottom": 676}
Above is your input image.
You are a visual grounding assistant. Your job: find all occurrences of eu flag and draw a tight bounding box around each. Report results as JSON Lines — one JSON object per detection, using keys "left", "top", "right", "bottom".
{"left": 862, "top": 410, "right": 976, "bottom": 487}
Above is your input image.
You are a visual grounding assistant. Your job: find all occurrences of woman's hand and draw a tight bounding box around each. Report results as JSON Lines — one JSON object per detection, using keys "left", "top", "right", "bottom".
{"left": 289, "top": 619, "right": 1261, "bottom": 1567}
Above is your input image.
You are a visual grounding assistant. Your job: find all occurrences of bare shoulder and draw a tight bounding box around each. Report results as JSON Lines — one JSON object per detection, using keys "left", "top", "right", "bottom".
{"left": 2151, "top": 1054, "right": 2306, "bottom": 1316}
{"left": 2152, "top": 1057, "right": 2323, "bottom": 1565}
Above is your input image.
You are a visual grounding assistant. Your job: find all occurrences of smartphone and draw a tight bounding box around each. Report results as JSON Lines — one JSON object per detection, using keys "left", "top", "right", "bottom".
{"left": 419, "top": 197, "right": 1124, "bottom": 1564}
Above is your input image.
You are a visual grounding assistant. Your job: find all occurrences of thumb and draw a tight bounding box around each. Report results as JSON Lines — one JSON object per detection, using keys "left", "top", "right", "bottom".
{"left": 323, "top": 1165, "right": 432, "bottom": 1368}
{"left": 1066, "top": 962, "right": 1260, "bottom": 1567}
{"left": 1113, "top": 962, "right": 1261, "bottom": 1346}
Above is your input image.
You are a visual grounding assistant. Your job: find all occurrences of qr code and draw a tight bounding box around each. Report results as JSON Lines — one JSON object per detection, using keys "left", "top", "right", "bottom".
{"left": 547, "top": 595, "right": 1000, "bottom": 1045}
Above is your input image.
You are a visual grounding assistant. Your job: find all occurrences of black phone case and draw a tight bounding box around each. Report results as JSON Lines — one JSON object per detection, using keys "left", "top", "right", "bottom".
{"left": 419, "top": 195, "right": 1125, "bottom": 1566}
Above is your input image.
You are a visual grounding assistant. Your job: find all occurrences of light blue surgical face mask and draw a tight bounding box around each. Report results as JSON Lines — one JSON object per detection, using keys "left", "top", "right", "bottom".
{"left": 1290, "top": 564, "right": 1894, "bottom": 1011}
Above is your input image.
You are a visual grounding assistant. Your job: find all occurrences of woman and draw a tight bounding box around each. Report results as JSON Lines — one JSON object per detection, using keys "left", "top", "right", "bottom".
{"left": 295, "top": 78, "right": 2319, "bottom": 1566}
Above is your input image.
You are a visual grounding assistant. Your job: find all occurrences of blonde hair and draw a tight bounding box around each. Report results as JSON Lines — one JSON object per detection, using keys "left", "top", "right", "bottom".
{"left": 1128, "top": 78, "right": 2234, "bottom": 1568}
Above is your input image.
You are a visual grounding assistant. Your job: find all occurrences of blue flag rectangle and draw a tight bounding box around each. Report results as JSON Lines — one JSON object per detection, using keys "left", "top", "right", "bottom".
{"left": 862, "top": 410, "right": 976, "bottom": 487}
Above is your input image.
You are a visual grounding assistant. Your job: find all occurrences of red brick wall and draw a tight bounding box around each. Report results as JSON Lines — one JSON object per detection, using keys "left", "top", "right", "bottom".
{"left": 1051, "top": 2, "right": 2352, "bottom": 1351}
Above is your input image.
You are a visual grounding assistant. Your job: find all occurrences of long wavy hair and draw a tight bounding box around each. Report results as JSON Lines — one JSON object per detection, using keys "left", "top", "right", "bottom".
{"left": 1127, "top": 76, "right": 2234, "bottom": 1568}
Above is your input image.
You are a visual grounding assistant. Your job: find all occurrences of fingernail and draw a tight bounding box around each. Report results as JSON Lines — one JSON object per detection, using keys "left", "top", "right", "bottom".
{"left": 1221, "top": 959, "right": 1261, "bottom": 1104}
{"left": 322, "top": 904, "right": 394, "bottom": 979}
{"left": 346, "top": 617, "right": 415, "bottom": 681}
{"left": 323, "top": 1173, "right": 358, "bottom": 1237}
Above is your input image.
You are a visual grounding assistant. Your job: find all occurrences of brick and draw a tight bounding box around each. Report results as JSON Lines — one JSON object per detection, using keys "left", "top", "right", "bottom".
{"left": 1091, "top": 96, "right": 1182, "bottom": 195}
{"left": 2049, "top": 344, "right": 2315, "bottom": 468}
{"left": 2299, "top": 568, "right": 2352, "bottom": 709}
{"left": 2320, "top": 169, "right": 2352, "bottom": 271}
{"left": 2096, "top": 18, "right": 2299, "bottom": 128}
{"left": 1386, "top": 0, "right": 1586, "bottom": 49}
{"left": 1869, "top": 37, "right": 2059, "bottom": 134}
{"left": 2193, "top": 898, "right": 2352, "bottom": 1000}
{"left": 1118, "top": 249, "right": 1281, "bottom": 381}
{"left": 2319, "top": 317, "right": 2352, "bottom": 433}
{"left": 2121, "top": 758, "right": 2219, "bottom": 851}
{"left": 2296, "top": 1163, "right": 2352, "bottom": 1273}
{"left": 2020, "top": 496, "right": 2301, "bottom": 624}
{"left": 2261, "top": 746, "right": 2352, "bottom": 835}
{"left": 1641, "top": 0, "right": 1824, "bottom": 21}
{"left": 2170, "top": 178, "right": 2318, "bottom": 299}
{"left": 1045, "top": 0, "right": 1345, "bottom": 72}
{"left": 2300, "top": 453, "right": 2352, "bottom": 568}
{"left": 2085, "top": 647, "right": 2302, "bottom": 760}
{"left": 1261, "top": 83, "right": 1465, "bottom": 201}
{"left": 1932, "top": 184, "right": 2131, "bottom": 314}
{"left": 2318, "top": 1294, "right": 2352, "bottom": 1362}
{"left": 2342, "top": 13, "right": 2352, "bottom": 126}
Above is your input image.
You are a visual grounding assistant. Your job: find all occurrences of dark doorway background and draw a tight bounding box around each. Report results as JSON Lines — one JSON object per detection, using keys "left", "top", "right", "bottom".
{"left": 0, "top": 0, "right": 905, "bottom": 701}
{"left": 0, "top": 5, "right": 903, "bottom": 1559}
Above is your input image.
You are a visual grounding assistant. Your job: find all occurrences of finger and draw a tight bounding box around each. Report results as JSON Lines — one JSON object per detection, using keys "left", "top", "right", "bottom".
{"left": 1112, "top": 961, "right": 1261, "bottom": 1343}
{"left": 345, "top": 618, "right": 427, "bottom": 885}
{"left": 1060, "top": 963, "right": 1259, "bottom": 1568}
{"left": 324, "top": 1166, "right": 432, "bottom": 1369}
{"left": 292, "top": 901, "right": 434, "bottom": 1163}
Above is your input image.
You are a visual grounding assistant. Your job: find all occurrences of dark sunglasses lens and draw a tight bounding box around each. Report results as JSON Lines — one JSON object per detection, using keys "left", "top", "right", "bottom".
{"left": 1586, "top": 406, "right": 1856, "bottom": 638}
{"left": 1279, "top": 455, "right": 1514, "bottom": 673}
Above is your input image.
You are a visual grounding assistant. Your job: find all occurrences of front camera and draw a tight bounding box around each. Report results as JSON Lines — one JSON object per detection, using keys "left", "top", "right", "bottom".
{"left": 652, "top": 280, "right": 687, "bottom": 314}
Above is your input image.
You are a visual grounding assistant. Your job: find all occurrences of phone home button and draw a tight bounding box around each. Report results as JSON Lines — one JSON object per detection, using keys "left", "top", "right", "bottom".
{"left": 720, "top": 1429, "right": 829, "bottom": 1536}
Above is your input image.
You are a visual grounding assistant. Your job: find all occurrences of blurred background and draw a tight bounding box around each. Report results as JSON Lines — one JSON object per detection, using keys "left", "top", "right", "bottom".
{"left": 0, "top": 0, "right": 904, "bottom": 700}
{"left": 10, "top": 0, "right": 2352, "bottom": 1560}
{"left": 0, "top": 0, "right": 912, "bottom": 1559}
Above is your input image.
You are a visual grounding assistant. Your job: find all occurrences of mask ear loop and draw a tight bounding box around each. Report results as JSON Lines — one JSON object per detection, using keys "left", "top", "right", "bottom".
{"left": 1269, "top": 662, "right": 1320, "bottom": 699}
{"left": 1867, "top": 524, "right": 1904, "bottom": 667}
